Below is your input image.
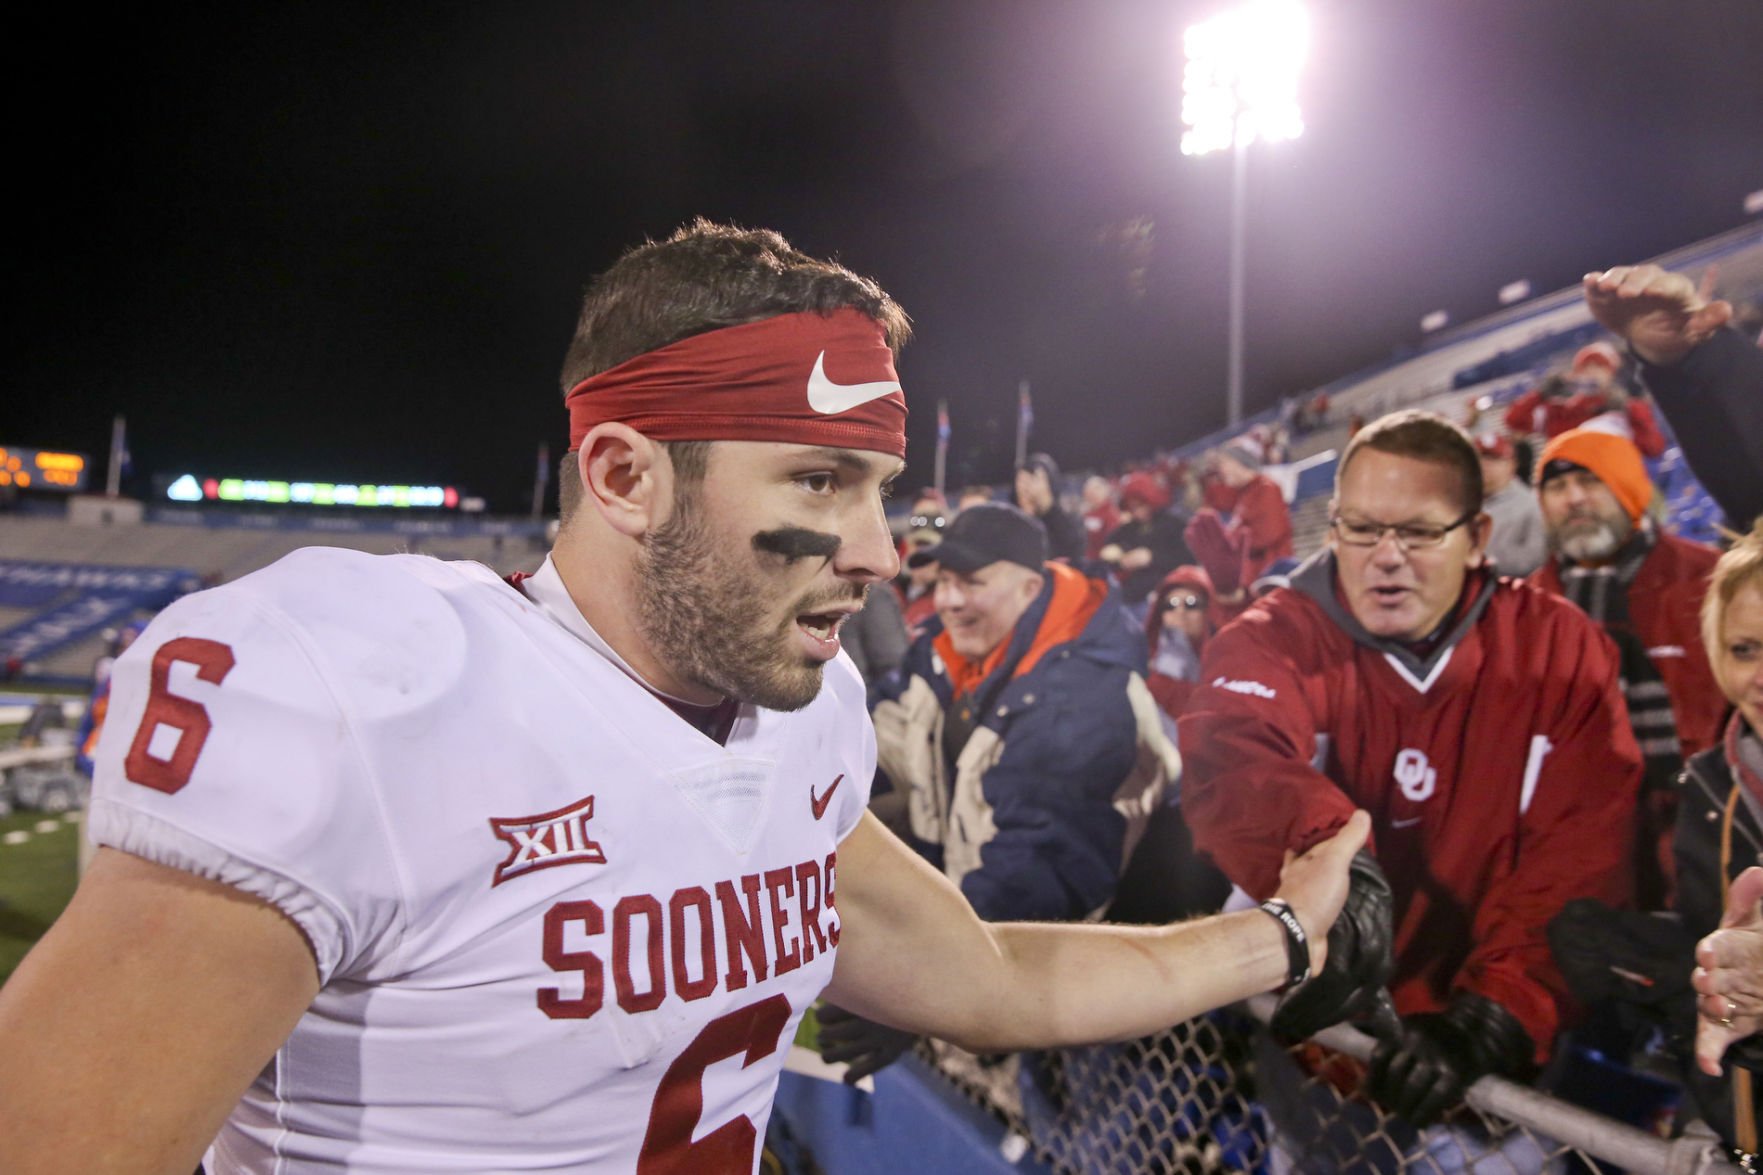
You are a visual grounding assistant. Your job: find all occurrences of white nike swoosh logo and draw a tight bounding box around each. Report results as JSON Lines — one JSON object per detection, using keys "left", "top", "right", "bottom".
{"left": 806, "top": 352, "right": 901, "bottom": 415}
{"left": 1391, "top": 816, "right": 1423, "bottom": 829}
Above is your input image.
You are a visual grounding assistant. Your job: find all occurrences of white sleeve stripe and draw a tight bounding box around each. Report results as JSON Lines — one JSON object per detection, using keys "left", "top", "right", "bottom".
{"left": 88, "top": 797, "right": 347, "bottom": 984}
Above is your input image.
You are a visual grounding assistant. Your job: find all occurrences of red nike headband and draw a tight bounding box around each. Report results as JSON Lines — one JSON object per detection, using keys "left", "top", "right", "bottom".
{"left": 565, "top": 308, "right": 908, "bottom": 458}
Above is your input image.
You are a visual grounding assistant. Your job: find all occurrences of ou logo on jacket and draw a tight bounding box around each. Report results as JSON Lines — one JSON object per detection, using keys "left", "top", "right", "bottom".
{"left": 1394, "top": 748, "right": 1437, "bottom": 803}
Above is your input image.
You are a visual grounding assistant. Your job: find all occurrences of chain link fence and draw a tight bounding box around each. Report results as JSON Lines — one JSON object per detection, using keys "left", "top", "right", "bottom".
{"left": 915, "top": 995, "right": 1745, "bottom": 1174}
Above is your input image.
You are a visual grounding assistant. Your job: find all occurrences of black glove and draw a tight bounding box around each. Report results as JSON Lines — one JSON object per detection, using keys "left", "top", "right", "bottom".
{"left": 1548, "top": 898, "right": 1697, "bottom": 1047}
{"left": 1366, "top": 993, "right": 1534, "bottom": 1128}
{"left": 1270, "top": 850, "right": 1395, "bottom": 1043}
{"left": 815, "top": 1004, "right": 917, "bottom": 1084}
{"left": 1547, "top": 898, "right": 1695, "bottom": 1008}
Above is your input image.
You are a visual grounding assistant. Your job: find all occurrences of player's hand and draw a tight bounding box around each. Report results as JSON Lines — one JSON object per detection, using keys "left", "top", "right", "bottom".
{"left": 1693, "top": 866, "right": 1763, "bottom": 1076}
{"left": 816, "top": 1004, "right": 917, "bottom": 1084}
{"left": 1582, "top": 264, "right": 1733, "bottom": 367}
{"left": 1271, "top": 812, "right": 1372, "bottom": 977}
{"left": 1365, "top": 994, "right": 1532, "bottom": 1128}
{"left": 1270, "top": 835, "right": 1394, "bottom": 1043}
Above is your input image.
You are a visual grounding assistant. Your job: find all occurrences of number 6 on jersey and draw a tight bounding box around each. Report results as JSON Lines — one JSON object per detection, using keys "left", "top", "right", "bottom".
{"left": 123, "top": 636, "right": 237, "bottom": 795}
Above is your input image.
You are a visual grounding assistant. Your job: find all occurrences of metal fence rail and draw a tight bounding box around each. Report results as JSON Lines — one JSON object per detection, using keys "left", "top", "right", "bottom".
{"left": 917, "top": 994, "right": 1744, "bottom": 1174}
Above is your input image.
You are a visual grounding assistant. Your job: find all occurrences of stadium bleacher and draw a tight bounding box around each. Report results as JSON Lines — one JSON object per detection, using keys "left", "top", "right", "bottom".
{"left": 0, "top": 513, "right": 547, "bottom": 685}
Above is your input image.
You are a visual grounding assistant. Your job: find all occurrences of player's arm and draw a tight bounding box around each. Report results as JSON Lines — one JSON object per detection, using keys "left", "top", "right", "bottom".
{"left": 821, "top": 807, "right": 1368, "bottom": 1052}
{"left": 0, "top": 846, "right": 319, "bottom": 1175}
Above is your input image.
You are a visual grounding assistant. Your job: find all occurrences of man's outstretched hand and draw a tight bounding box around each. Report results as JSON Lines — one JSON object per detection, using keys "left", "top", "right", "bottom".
{"left": 1693, "top": 865, "right": 1763, "bottom": 1077}
{"left": 1583, "top": 264, "right": 1733, "bottom": 367}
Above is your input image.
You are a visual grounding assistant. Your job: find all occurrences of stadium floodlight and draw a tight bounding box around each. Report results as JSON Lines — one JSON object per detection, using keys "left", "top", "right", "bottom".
{"left": 1181, "top": 0, "right": 1308, "bottom": 157}
{"left": 1181, "top": 0, "right": 1308, "bottom": 427}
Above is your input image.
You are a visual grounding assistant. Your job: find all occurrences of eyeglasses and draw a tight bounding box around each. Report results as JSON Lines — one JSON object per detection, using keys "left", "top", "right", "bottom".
{"left": 1330, "top": 510, "right": 1476, "bottom": 551}
{"left": 1163, "top": 592, "right": 1209, "bottom": 612}
{"left": 908, "top": 514, "right": 947, "bottom": 531}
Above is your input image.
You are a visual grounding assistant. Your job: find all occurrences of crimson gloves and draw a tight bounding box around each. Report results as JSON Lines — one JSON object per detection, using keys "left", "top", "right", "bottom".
{"left": 1184, "top": 510, "right": 1250, "bottom": 596}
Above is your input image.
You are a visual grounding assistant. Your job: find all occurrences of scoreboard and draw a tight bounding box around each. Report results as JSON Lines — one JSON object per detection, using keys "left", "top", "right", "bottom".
{"left": 0, "top": 445, "right": 90, "bottom": 492}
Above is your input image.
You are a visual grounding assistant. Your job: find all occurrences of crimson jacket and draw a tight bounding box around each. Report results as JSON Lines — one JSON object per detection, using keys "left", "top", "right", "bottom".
{"left": 1179, "top": 552, "right": 1641, "bottom": 1060}
{"left": 1529, "top": 530, "right": 1725, "bottom": 759}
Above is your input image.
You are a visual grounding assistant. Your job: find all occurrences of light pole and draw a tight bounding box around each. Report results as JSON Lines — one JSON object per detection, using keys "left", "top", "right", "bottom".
{"left": 1181, "top": 0, "right": 1307, "bottom": 427}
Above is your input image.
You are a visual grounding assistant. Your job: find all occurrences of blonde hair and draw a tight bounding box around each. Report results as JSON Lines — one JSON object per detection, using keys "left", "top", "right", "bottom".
{"left": 1700, "top": 517, "right": 1763, "bottom": 682}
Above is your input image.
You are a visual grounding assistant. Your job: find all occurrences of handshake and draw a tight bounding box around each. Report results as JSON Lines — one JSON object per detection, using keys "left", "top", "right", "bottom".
{"left": 1270, "top": 851, "right": 1534, "bottom": 1127}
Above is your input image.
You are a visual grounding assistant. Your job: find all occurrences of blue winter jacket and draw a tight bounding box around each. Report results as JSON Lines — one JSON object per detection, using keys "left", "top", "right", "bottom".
{"left": 870, "top": 565, "right": 1178, "bottom": 922}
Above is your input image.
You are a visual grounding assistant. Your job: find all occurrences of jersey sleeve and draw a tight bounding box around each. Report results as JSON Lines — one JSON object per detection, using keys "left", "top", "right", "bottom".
{"left": 1178, "top": 603, "right": 1357, "bottom": 899}
{"left": 87, "top": 583, "right": 404, "bottom": 985}
{"left": 1456, "top": 611, "right": 1641, "bottom": 1060}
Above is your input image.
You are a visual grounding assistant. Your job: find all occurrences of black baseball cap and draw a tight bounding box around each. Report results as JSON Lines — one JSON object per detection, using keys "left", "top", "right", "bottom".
{"left": 907, "top": 501, "right": 1048, "bottom": 573}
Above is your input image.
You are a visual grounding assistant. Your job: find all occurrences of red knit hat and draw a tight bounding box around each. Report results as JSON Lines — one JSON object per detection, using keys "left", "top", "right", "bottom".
{"left": 1571, "top": 341, "right": 1622, "bottom": 374}
{"left": 1119, "top": 472, "right": 1172, "bottom": 512}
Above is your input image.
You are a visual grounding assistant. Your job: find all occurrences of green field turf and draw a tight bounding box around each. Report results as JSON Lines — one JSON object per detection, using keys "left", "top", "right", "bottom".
{"left": 0, "top": 810, "right": 82, "bottom": 985}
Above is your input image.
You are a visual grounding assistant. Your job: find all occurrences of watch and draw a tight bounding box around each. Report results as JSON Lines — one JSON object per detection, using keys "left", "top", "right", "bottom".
{"left": 1258, "top": 898, "right": 1311, "bottom": 990}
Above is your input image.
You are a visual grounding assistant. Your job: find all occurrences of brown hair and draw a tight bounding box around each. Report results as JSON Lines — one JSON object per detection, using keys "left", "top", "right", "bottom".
{"left": 1701, "top": 517, "right": 1763, "bottom": 678}
{"left": 556, "top": 220, "right": 910, "bottom": 526}
{"left": 1336, "top": 409, "right": 1483, "bottom": 516}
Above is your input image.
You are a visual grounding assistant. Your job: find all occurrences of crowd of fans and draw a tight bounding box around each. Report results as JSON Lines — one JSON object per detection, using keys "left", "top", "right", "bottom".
{"left": 15, "top": 246, "right": 1757, "bottom": 1168}
{"left": 823, "top": 262, "right": 1763, "bottom": 1167}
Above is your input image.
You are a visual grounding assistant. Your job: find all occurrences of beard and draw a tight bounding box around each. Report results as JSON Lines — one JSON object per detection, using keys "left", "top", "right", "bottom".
{"left": 635, "top": 493, "right": 858, "bottom": 712}
{"left": 1555, "top": 513, "right": 1628, "bottom": 562}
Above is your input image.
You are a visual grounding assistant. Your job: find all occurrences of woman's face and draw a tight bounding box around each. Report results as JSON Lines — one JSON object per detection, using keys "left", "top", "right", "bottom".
{"left": 1715, "top": 581, "right": 1763, "bottom": 735}
{"left": 1160, "top": 589, "right": 1211, "bottom": 644}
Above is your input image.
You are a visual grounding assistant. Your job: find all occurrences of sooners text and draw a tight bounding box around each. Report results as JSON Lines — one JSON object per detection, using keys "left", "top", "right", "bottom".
{"left": 538, "top": 853, "right": 838, "bottom": 1020}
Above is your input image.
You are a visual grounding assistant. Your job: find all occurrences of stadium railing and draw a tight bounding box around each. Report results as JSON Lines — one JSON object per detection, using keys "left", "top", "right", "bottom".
{"left": 914, "top": 995, "right": 1745, "bottom": 1174}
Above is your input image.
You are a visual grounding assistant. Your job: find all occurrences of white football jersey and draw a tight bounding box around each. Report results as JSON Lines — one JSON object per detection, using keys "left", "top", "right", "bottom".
{"left": 88, "top": 550, "right": 873, "bottom": 1173}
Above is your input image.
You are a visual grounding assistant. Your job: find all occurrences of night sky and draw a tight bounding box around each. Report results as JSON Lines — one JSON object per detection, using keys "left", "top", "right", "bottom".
{"left": 12, "top": 1, "right": 1762, "bottom": 511}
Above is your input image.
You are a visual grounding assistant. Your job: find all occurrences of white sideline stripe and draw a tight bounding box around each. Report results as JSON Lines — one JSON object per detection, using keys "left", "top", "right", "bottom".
{"left": 0, "top": 817, "right": 74, "bottom": 848}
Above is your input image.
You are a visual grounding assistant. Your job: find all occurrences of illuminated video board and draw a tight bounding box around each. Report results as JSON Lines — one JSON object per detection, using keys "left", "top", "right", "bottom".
{"left": 0, "top": 445, "right": 91, "bottom": 492}
{"left": 164, "top": 473, "right": 459, "bottom": 509}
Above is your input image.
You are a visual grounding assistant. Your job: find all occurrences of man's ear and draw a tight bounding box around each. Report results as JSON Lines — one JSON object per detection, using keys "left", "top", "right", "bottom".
{"left": 1465, "top": 511, "right": 1494, "bottom": 569}
{"left": 579, "top": 423, "right": 672, "bottom": 539}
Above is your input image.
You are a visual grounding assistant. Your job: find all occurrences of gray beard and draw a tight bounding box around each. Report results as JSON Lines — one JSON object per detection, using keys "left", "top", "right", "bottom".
{"left": 1558, "top": 521, "right": 1623, "bottom": 562}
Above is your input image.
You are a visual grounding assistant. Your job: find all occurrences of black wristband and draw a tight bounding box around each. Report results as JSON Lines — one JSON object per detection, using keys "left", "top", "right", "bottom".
{"left": 1259, "top": 899, "right": 1311, "bottom": 990}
